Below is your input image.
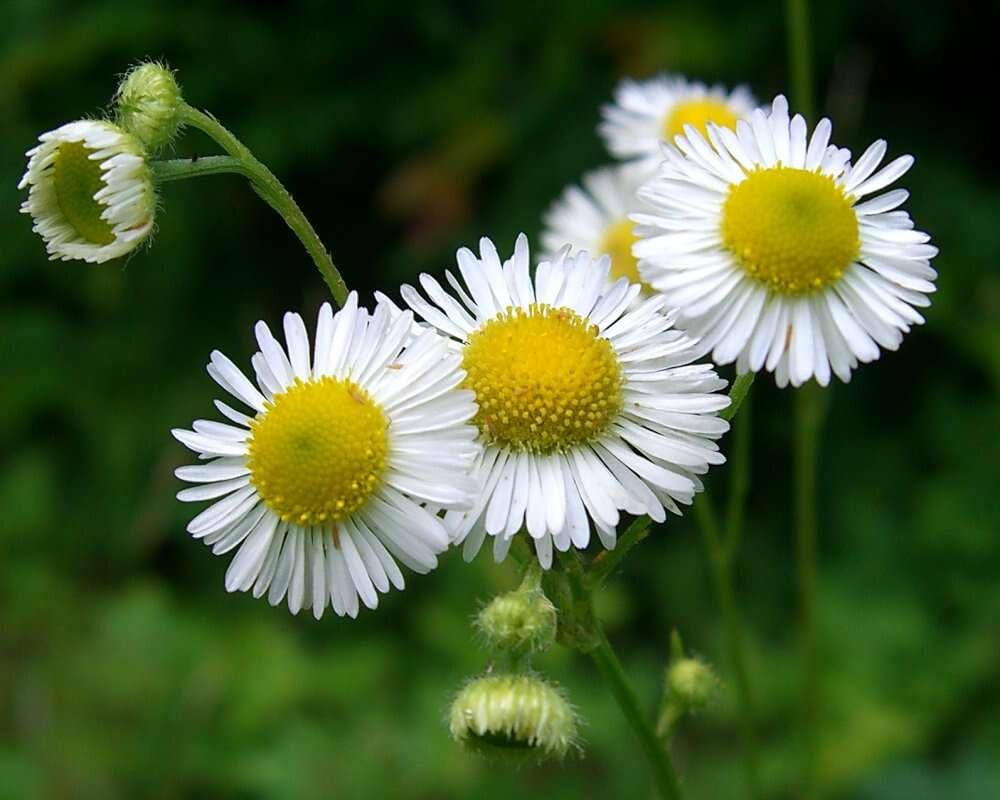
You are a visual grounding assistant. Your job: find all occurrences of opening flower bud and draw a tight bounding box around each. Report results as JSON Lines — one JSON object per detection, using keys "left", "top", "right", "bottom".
{"left": 476, "top": 582, "right": 558, "bottom": 656}
{"left": 18, "top": 120, "right": 156, "bottom": 264}
{"left": 449, "top": 674, "right": 578, "bottom": 762}
{"left": 114, "top": 62, "right": 184, "bottom": 151}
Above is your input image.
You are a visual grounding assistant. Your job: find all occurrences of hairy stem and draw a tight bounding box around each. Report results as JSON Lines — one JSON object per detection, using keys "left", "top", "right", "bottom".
{"left": 175, "top": 104, "right": 348, "bottom": 305}
{"left": 590, "top": 626, "right": 685, "bottom": 800}
{"left": 150, "top": 155, "right": 250, "bottom": 182}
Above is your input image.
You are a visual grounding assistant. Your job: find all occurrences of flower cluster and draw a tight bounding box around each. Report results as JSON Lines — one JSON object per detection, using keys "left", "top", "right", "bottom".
{"left": 18, "top": 64, "right": 936, "bottom": 620}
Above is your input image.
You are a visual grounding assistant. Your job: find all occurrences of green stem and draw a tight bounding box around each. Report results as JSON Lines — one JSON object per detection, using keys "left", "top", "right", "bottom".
{"left": 787, "top": 0, "right": 823, "bottom": 793}
{"left": 786, "top": 0, "right": 815, "bottom": 120}
{"left": 590, "top": 626, "right": 685, "bottom": 800}
{"left": 150, "top": 155, "right": 249, "bottom": 183}
{"left": 724, "top": 393, "right": 752, "bottom": 555}
{"left": 721, "top": 372, "right": 755, "bottom": 423}
{"left": 794, "top": 383, "right": 825, "bottom": 797}
{"left": 693, "top": 491, "right": 763, "bottom": 799}
{"left": 589, "top": 516, "right": 651, "bottom": 587}
{"left": 174, "top": 103, "right": 348, "bottom": 305}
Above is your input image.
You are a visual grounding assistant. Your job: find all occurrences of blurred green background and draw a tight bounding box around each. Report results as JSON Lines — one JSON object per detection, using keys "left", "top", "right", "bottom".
{"left": 2, "top": 1, "right": 997, "bottom": 798}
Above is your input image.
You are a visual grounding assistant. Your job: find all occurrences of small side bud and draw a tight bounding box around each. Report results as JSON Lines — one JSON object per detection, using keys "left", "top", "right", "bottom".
{"left": 476, "top": 570, "right": 557, "bottom": 656}
{"left": 656, "top": 631, "right": 719, "bottom": 738}
{"left": 449, "top": 674, "right": 579, "bottom": 762}
{"left": 667, "top": 656, "right": 718, "bottom": 711}
{"left": 114, "top": 62, "right": 184, "bottom": 151}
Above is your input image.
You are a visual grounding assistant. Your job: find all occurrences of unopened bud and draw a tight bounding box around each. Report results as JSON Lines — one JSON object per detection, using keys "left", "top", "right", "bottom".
{"left": 667, "top": 657, "right": 718, "bottom": 710}
{"left": 476, "top": 582, "right": 558, "bottom": 656}
{"left": 450, "top": 674, "right": 578, "bottom": 762}
{"left": 114, "top": 62, "right": 184, "bottom": 151}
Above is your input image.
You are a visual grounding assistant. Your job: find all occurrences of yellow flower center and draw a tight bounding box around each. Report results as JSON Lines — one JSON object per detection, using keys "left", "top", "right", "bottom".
{"left": 462, "top": 304, "right": 623, "bottom": 453}
{"left": 53, "top": 141, "right": 115, "bottom": 245}
{"left": 599, "top": 218, "right": 648, "bottom": 289}
{"left": 721, "top": 166, "right": 860, "bottom": 294}
{"left": 247, "top": 377, "right": 389, "bottom": 525}
{"left": 663, "top": 99, "right": 740, "bottom": 141}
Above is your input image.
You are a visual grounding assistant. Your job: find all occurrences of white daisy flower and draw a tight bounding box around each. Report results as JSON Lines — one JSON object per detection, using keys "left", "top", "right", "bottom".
{"left": 540, "top": 162, "right": 655, "bottom": 291}
{"left": 18, "top": 120, "right": 156, "bottom": 263}
{"left": 599, "top": 74, "right": 756, "bottom": 162}
{"left": 634, "top": 95, "right": 938, "bottom": 387}
{"left": 172, "top": 294, "right": 480, "bottom": 619}
{"left": 395, "top": 234, "right": 730, "bottom": 568}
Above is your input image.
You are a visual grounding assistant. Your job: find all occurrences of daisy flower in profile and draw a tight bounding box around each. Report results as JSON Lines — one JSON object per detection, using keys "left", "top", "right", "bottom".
{"left": 18, "top": 120, "right": 156, "bottom": 263}
{"left": 172, "top": 294, "right": 480, "bottom": 619}
{"left": 396, "top": 234, "right": 729, "bottom": 568}
{"left": 599, "top": 74, "right": 756, "bottom": 162}
{"left": 540, "top": 162, "right": 654, "bottom": 291}
{"left": 634, "top": 95, "right": 937, "bottom": 387}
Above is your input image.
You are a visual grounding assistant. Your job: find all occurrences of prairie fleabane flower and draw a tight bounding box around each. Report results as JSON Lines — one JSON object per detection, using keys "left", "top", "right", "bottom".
{"left": 450, "top": 674, "right": 578, "bottom": 761}
{"left": 172, "top": 294, "right": 480, "bottom": 619}
{"left": 599, "top": 75, "right": 756, "bottom": 162}
{"left": 634, "top": 95, "right": 937, "bottom": 387}
{"left": 541, "top": 162, "right": 654, "bottom": 290}
{"left": 18, "top": 120, "right": 156, "bottom": 264}
{"left": 393, "top": 235, "right": 729, "bottom": 567}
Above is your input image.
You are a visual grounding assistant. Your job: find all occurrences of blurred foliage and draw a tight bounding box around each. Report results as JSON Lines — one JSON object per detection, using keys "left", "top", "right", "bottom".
{"left": 1, "top": 1, "right": 998, "bottom": 798}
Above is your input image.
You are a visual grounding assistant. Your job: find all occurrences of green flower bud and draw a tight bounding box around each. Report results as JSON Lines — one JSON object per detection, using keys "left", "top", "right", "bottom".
{"left": 667, "top": 656, "right": 718, "bottom": 710}
{"left": 449, "top": 674, "right": 579, "bottom": 762}
{"left": 476, "top": 581, "right": 558, "bottom": 656}
{"left": 114, "top": 62, "right": 184, "bottom": 151}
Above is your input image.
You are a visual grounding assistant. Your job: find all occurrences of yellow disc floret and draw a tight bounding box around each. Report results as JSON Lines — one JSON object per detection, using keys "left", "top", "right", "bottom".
{"left": 247, "top": 377, "right": 389, "bottom": 525}
{"left": 721, "top": 166, "right": 860, "bottom": 294}
{"left": 462, "top": 304, "right": 623, "bottom": 453}
{"left": 53, "top": 141, "right": 115, "bottom": 245}
{"left": 663, "top": 99, "right": 740, "bottom": 141}
{"left": 599, "top": 218, "right": 647, "bottom": 288}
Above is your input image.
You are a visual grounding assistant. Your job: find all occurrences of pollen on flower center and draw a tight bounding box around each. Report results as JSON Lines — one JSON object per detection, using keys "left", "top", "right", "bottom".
{"left": 599, "top": 218, "right": 646, "bottom": 287}
{"left": 462, "top": 304, "right": 623, "bottom": 453}
{"left": 663, "top": 99, "right": 740, "bottom": 141}
{"left": 721, "top": 166, "right": 860, "bottom": 294}
{"left": 53, "top": 141, "right": 115, "bottom": 245}
{"left": 247, "top": 376, "right": 389, "bottom": 525}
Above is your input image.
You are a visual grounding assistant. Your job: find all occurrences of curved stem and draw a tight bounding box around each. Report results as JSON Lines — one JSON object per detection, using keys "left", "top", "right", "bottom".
{"left": 590, "top": 626, "right": 685, "bottom": 800}
{"left": 794, "top": 384, "right": 825, "bottom": 797}
{"left": 176, "top": 103, "right": 348, "bottom": 305}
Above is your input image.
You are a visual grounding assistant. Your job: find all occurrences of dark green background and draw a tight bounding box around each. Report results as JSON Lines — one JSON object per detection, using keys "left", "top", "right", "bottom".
{"left": 2, "top": 1, "right": 997, "bottom": 798}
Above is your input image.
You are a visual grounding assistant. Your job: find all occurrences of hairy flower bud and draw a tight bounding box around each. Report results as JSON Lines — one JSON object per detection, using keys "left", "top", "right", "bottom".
{"left": 476, "top": 578, "right": 558, "bottom": 656}
{"left": 114, "top": 62, "right": 184, "bottom": 151}
{"left": 667, "top": 656, "right": 718, "bottom": 710}
{"left": 449, "top": 674, "right": 578, "bottom": 762}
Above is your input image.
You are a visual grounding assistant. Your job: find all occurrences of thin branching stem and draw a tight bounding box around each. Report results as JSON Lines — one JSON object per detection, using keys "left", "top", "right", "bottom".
{"left": 160, "top": 104, "right": 348, "bottom": 304}
{"left": 590, "top": 626, "right": 685, "bottom": 800}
